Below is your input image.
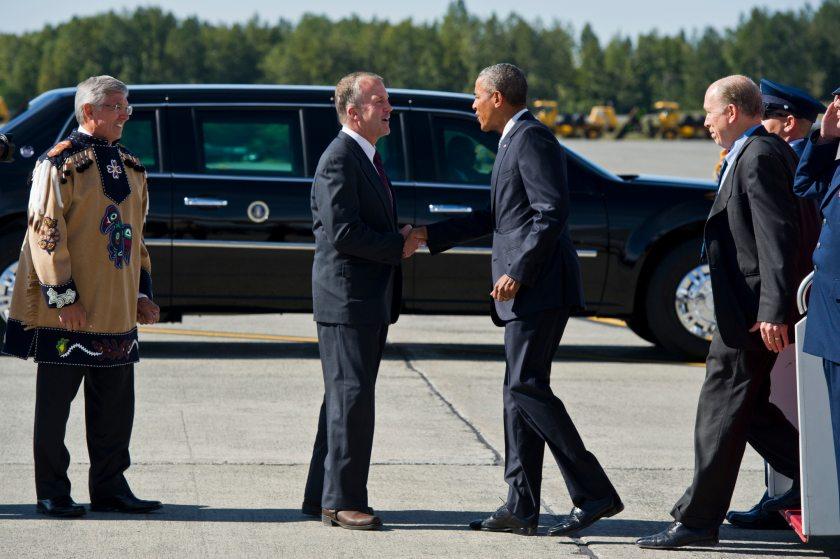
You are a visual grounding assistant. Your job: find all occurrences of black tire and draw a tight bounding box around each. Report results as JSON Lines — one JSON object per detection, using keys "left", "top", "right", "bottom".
{"left": 625, "top": 314, "right": 658, "bottom": 345}
{"left": 645, "top": 239, "right": 713, "bottom": 361}
{"left": 0, "top": 229, "right": 23, "bottom": 341}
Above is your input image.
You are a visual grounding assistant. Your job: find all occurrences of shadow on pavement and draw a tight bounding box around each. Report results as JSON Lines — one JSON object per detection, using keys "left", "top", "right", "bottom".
{"left": 0, "top": 504, "right": 827, "bottom": 554}
{"left": 138, "top": 341, "right": 692, "bottom": 366}
{"left": 577, "top": 518, "right": 834, "bottom": 556}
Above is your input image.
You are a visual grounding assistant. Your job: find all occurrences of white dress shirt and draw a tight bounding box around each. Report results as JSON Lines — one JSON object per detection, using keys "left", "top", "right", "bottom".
{"left": 499, "top": 108, "right": 530, "bottom": 145}
{"left": 719, "top": 124, "right": 762, "bottom": 187}
{"left": 341, "top": 126, "right": 376, "bottom": 164}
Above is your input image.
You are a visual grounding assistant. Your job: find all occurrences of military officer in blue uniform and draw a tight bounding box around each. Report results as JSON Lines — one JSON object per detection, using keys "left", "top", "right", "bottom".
{"left": 759, "top": 79, "right": 826, "bottom": 158}
{"left": 793, "top": 85, "right": 840, "bottom": 501}
{"left": 726, "top": 79, "right": 828, "bottom": 530}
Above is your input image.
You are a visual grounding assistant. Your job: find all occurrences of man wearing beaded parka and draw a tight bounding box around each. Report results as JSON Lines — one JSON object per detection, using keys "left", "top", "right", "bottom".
{"left": 2, "top": 76, "right": 162, "bottom": 517}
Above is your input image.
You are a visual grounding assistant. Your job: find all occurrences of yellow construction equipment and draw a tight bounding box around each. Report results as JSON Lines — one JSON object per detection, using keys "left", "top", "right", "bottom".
{"left": 0, "top": 97, "right": 9, "bottom": 125}
{"left": 533, "top": 99, "right": 559, "bottom": 129}
{"left": 584, "top": 105, "right": 618, "bottom": 138}
{"left": 642, "top": 101, "right": 708, "bottom": 140}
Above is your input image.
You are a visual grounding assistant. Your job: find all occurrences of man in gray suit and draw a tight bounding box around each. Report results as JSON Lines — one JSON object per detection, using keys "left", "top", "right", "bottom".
{"left": 406, "top": 63, "right": 621, "bottom": 536}
{"left": 302, "top": 72, "right": 410, "bottom": 531}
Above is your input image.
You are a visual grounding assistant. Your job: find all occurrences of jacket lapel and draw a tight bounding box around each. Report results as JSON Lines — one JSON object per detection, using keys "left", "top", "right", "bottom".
{"left": 707, "top": 132, "right": 763, "bottom": 219}
{"left": 491, "top": 113, "right": 532, "bottom": 216}
{"left": 339, "top": 132, "right": 394, "bottom": 224}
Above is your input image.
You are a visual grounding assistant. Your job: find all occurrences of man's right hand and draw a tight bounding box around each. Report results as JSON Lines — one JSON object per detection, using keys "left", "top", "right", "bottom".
{"left": 820, "top": 96, "right": 840, "bottom": 141}
{"left": 59, "top": 303, "right": 87, "bottom": 331}
{"left": 403, "top": 226, "right": 427, "bottom": 258}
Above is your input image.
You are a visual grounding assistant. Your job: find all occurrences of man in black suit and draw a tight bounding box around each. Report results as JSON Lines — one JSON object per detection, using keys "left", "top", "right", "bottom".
{"left": 638, "top": 75, "right": 802, "bottom": 549}
{"left": 406, "top": 63, "right": 622, "bottom": 537}
{"left": 725, "top": 78, "right": 825, "bottom": 531}
{"left": 302, "top": 72, "right": 410, "bottom": 531}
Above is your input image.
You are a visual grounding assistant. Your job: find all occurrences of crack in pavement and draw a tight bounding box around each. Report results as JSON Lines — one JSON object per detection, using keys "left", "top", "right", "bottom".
{"left": 397, "top": 345, "right": 599, "bottom": 558}
{"left": 395, "top": 346, "right": 502, "bottom": 466}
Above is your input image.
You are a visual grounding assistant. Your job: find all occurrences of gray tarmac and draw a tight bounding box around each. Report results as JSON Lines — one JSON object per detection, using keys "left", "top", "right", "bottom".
{"left": 0, "top": 313, "right": 829, "bottom": 558}
{"left": 563, "top": 139, "right": 722, "bottom": 179}
{"left": 0, "top": 140, "right": 830, "bottom": 558}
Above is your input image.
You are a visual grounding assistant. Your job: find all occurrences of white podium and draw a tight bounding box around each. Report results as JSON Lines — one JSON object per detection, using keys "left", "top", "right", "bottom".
{"left": 767, "top": 272, "right": 840, "bottom": 542}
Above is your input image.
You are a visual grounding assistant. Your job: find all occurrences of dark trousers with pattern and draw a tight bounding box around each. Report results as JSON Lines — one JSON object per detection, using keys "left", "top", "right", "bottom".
{"left": 503, "top": 308, "right": 619, "bottom": 523}
{"left": 671, "top": 333, "right": 800, "bottom": 528}
{"left": 303, "top": 323, "right": 388, "bottom": 510}
{"left": 34, "top": 363, "right": 134, "bottom": 500}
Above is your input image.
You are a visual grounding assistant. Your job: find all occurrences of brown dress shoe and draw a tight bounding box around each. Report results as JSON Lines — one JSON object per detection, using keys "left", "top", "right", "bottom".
{"left": 322, "top": 508, "right": 382, "bottom": 530}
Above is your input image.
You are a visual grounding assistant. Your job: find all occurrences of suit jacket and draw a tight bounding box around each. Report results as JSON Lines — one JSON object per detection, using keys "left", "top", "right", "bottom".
{"left": 793, "top": 135, "right": 840, "bottom": 363}
{"left": 310, "top": 132, "right": 403, "bottom": 325}
{"left": 704, "top": 126, "right": 800, "bottom": 349}
{"left": 426, "top": 112, "right": 584, "bottom": 325}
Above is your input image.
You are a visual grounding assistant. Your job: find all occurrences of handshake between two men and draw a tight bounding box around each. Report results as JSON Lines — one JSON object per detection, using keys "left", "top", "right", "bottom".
{"left": 399, "top": 224, "right": 521, "bottom": 302}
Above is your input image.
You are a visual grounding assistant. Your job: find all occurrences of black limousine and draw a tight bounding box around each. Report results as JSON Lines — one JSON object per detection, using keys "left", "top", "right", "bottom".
{"left": 0, "top": 85, "right": 717, "bottom": 359}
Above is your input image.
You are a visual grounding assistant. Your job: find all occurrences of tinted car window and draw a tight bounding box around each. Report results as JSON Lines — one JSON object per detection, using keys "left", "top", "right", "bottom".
{"left": 303, "top": 107, "right": 405, "bottom": 181}
{"left": 431, "top": 115, "right": 498, "bottom": 184}
{"left": 120, "top": 110, "right": 158, "bottom": 170}
{"left": 197, "top": 110, "right": 303, "bottom": 176}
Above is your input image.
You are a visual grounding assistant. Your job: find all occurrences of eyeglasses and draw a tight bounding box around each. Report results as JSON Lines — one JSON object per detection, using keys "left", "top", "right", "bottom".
{"left": 96, "top": 103, "right": 133, "bottom": 116}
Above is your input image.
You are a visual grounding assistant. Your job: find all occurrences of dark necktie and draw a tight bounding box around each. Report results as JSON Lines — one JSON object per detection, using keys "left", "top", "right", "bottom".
{"left": 717, "top": 158, "right": 729, "bottom": 187}
{"left": 372, "top": 151, "right": 394, "bottom": 210}
{"left": 702, "top": 158, "right": 730, "bottom": 261}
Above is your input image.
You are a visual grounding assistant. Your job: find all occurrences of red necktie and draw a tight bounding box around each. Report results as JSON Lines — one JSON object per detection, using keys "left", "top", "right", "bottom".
{"left": 372, "top": 151, "right": 394, "bottom": 210}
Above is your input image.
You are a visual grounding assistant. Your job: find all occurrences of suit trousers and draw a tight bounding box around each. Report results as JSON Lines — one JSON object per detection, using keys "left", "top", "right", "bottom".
{"left": 304, "top": 322, "right": 388, "bottom": 510}
{"left": 823, "top": 359, "right": 840, "bottom": 500}
{"left": 34, "top": 363, "right": 134, "bottom": 500}
{"left": 671, "top": 333, "right": 800, "bottom": 528}
{"left": 503, "top": 308, "right": 618, "bottom": 522}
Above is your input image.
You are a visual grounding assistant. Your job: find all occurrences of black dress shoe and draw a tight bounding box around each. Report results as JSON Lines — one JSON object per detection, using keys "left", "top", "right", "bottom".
{"left": 547, "top": 496, "right": 623, "bottom": 536}
{"left": 36, "top": 496, "right": 86, "bottom": 518}
{"left": 469, "top": 505, "right": 536, "bottom": 536}
{"left": 726, "top": 492, "right": 790, "bottom": 529}
{"left": 761, "top": 481, "right": 800, "bottom": 512}
{"left": 636, "top": 521, "right": 719, "bottom": 549}
{"left": 90, "top": 492, "right": 162, "bottom": 513}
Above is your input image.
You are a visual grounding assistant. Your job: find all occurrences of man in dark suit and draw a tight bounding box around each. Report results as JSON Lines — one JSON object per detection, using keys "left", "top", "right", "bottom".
{"left": 725, "top": 78, "right": 826, "bottom": 531}
{"left": 302, "top": 72, "right": 409, "bottom": 531}
{"left": 638, "top": 75, "right": 802, "bottom": 549}
{"left": 406, "top": 63, "right": 621, "bottom": 537}
{"left": 793, "top": 86, "right": 840, "bottom": 500}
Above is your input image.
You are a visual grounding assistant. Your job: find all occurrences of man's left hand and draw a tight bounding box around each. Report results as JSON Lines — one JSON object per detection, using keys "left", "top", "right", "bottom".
{"left": 750, "top": 321, "right": 789, "bottom": 353}
{"left": 490, "top": 274, "right": 520, "bottom": 302}
{"left": 137, "top": 297, "right": 160, "bottom": 325}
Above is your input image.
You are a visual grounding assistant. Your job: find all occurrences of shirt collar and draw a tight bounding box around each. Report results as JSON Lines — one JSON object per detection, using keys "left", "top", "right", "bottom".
{"left": 724, "top": 124, "right": 762, "bottom": 167}
{"left": 500, "top": 108, "right": 529, "bottom": 143}
{"left": 341, "top": 126, "right": 376, "bottom": 163}
{"left": 74, "top": 125, "right": 114, "bottom": 146}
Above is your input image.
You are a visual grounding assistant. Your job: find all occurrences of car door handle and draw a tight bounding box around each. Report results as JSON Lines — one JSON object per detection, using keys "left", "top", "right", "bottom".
{"left": 184, "top": 197, "right": 228, "bottom": 208}
{"left": 429, "top": 204, "right": 472, "bottom": 214}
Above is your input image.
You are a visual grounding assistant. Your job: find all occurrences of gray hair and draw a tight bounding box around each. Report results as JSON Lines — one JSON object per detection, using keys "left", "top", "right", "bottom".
{"left": 709, "top": 75, "right": 763, "bottom": 118}
{"left": 477, "top": 63, "right": 528, "bottom": 107}
{"left": 74, "top": 75, "right": 129, "bottom": 125}
{"left": 334, "top": 71, "right": 383, "bottom": 124}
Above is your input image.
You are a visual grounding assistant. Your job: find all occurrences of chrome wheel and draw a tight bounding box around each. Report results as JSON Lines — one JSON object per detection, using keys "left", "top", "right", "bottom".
{"left": 674, "top": 264, "right": 715, "bottom": 341}
{"left": 0, "top": 260, "right": 17, "bottom": 324}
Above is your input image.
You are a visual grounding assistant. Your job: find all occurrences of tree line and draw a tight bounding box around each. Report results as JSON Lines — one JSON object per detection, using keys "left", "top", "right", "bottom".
{"left": 0, "top": 0, "right": 838, "bottom": 115}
